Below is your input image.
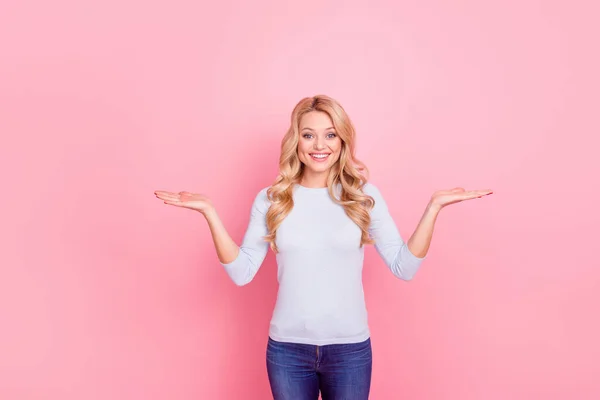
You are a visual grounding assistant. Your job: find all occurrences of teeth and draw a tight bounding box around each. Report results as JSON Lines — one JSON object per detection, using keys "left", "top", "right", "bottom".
{"left": 311, "top": 154, "right": 329, "bottom": 159}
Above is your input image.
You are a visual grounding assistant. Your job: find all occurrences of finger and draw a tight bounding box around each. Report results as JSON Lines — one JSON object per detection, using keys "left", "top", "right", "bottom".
{"left": 155, "top": 191, "right": 173, "bottom": 197}
{"left": 156, "top": 195, "right": 180, "bottom": 202}
{"left": 467, "top": 190, "right": 493, "bottom": 199}
{"left": 155, "top": 190, "right": 177, "bottom": 196}
{"left": 179, "top": 191, "right": 199, "bottom": 197}
{"left": 458, "top": 191, "right": 481, "bottom": 200}
{"left": 163, "top": 200, "right": 187, "bottom": 208}
{"left": 178, "top": 192, "right": 198, "bottom": 200}
{"left": 451, "top": 187, "right": 465, "bottom": 193}
{"left": 155, "top": 192, "right": 180, "bottom": 201}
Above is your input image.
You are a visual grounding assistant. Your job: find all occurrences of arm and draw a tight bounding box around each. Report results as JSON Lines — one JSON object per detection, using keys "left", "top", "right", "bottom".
{"left": 365, "top": 183, "right": 427, "bottom": 281}
{"left": 407, "top": 186, "right": 493, "bottom": 257}
{"left": 207, "top": 188, "right": 270, "bottom": 286}
{"left": 406, "top": 203, "right": 440, "bottom": 258}
{"left": 365, "top": 183, "right": 493, "bottom": 280}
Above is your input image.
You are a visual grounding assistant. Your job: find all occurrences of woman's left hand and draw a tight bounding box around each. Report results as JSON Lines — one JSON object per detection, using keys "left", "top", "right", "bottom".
{"left": 429, "top": 187, "right": 493, "bottom": 209}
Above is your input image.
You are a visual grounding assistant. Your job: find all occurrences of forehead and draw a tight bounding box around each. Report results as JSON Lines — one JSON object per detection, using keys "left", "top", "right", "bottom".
{"left": 299, "top": 111, "right": 334, "bottom": 130}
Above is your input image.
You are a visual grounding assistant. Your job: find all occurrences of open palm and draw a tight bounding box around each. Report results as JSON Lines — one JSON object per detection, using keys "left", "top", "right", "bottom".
{"left": 154, "top": 190, "right": 214, "bottom": 214}
{"left": 430, "top": 187, "right": 493, "bottom": 208}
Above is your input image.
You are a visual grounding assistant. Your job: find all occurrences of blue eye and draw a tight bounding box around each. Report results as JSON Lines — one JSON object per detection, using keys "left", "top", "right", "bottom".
{"left": 301, "top": 132, "right": 335, "bottom": 139}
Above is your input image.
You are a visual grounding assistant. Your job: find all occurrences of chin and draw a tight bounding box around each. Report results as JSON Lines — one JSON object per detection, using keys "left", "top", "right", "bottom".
{"left": 307, "top": 161, "right": 336, "bottom": 173}
{"left": 309, "top": 165, "right": 330, "bottom": 173}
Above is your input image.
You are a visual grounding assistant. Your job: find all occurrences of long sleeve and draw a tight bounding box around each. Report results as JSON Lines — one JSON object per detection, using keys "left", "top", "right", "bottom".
{"left": 220, "top": 188, "right": 271, "bottom": 286}
{"left": 365, "top": 183, "right": 425, "bottom": 281}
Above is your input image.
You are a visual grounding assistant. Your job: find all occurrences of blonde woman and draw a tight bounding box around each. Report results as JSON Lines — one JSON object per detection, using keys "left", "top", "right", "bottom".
{"left": 154, "top": 95, "right": 493, "bottom": 399}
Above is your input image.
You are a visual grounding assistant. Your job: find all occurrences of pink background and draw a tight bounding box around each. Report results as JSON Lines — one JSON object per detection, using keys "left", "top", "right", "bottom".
{"left": 1, "top": 0, "right": 598, "bottom": 399}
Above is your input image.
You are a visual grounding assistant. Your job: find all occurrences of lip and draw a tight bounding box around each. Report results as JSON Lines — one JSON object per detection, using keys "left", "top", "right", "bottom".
{"left": 309, "top": 153, "right": 331, "bottom": 162}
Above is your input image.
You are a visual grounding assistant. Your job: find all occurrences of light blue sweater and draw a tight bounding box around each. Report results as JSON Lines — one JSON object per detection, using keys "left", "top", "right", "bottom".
{"left": 221, "top": 182, "right": 426, "bottom": 345}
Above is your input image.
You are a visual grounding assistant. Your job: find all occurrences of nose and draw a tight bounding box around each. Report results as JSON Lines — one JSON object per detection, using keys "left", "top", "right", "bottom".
{"left": 313, "top": 138, "right": 325, "bottom": 150}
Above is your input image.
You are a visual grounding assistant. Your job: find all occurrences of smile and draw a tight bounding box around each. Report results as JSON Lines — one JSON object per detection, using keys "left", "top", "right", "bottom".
{"left": 309, "top": 153, "right": 330, "bottom": 162}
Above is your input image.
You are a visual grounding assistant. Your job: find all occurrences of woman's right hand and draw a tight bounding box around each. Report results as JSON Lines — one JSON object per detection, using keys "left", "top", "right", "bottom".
{"left": 154, "top": 190, "right": 215, "bottom": 215}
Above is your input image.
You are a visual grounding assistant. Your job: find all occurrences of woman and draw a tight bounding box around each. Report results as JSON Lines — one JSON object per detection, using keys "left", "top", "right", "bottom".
{"left": 154, "top": 95, "right": 493, "bottom": 399}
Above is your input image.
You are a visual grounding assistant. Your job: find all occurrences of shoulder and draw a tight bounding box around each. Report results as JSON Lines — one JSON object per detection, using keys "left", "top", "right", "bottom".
{"left": 361, "top": 181, "right": 390, "bottom": 213}
{"left": 256, "top": 186, "right": 271, "bottom": 198}
{"left": 251, "top": 186, "right": 272, "bottom": 213}
{"left": 362, "top": 181, "right": 384, "bottom": 199}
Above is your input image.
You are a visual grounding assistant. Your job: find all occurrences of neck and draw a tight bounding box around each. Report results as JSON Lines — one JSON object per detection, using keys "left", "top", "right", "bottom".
{"left": 300, "top": 170, "right": 328, "bottom": 188}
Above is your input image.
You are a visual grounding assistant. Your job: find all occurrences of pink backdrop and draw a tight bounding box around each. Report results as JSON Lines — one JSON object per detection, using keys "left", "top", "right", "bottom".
{"left": 1, "top": 0, "right": 598, "bottom": 399}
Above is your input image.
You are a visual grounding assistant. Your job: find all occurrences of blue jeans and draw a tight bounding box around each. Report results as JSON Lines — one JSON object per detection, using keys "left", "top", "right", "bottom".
{"left": 266, "top": 337, "right": 372, "bottom": 400}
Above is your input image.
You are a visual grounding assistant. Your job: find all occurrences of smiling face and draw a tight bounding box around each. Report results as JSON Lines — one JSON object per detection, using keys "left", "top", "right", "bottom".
{"left": 297, "top": 111, "right": 343, "bottom": 182}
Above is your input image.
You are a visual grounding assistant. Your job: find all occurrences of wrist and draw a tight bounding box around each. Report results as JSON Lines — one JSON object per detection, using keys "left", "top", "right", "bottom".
{"left": 426, "top": 201, "right": 442, "bottom": 214}
{"left": 201, "top": 207, "right": 218, "bottom": 220}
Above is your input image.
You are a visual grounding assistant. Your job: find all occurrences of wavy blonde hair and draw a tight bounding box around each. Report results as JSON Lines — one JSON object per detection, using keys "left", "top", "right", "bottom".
{"left": 264, "top": 95, "right": 375, "bottom": 252}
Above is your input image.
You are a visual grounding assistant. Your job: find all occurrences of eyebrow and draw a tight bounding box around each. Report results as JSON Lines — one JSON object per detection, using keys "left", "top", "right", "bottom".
{"left": 301, "top": 127, "right": 335, "bottom": 132}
